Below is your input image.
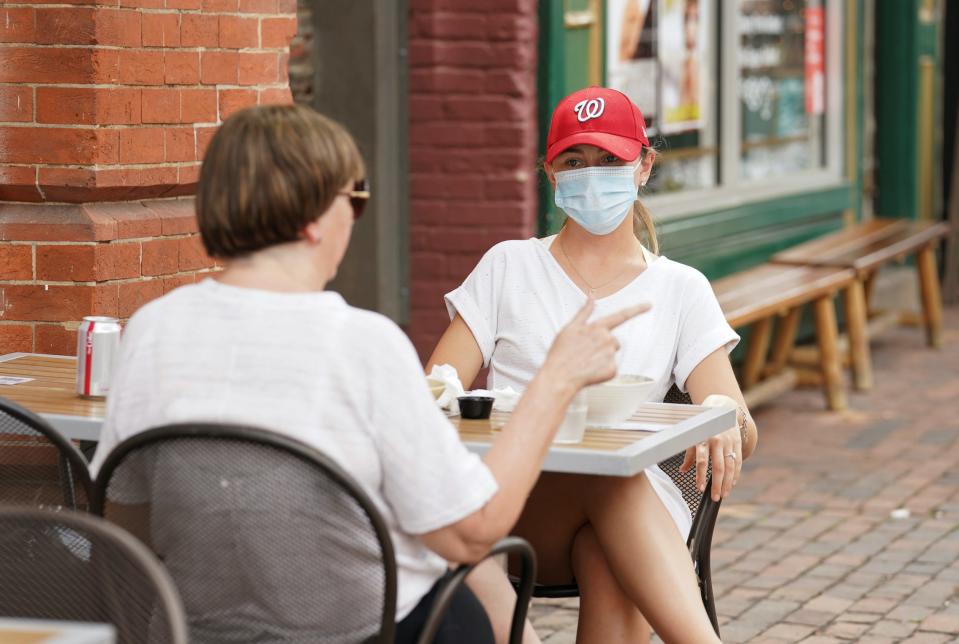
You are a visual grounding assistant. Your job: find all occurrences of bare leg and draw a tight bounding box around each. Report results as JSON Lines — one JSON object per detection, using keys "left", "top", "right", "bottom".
{"left": 571, "top": 524, "right": 650, "bottom": 644}
{"left": 463, "top": 532, "right": 647, "bottom": 644}
{"left": 466, "top": 559, "right": 541, "bottom": 644}
{"left": 512, "top": 473, "right": 720, "bottom": 644}
{"left": 585, "top": 474, "right": 720, "bottom": 643}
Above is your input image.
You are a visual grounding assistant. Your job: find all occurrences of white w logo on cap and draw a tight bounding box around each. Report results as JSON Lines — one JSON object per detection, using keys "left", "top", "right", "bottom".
{"left": 573, "top": 98, "right": 605, "bottom": 123}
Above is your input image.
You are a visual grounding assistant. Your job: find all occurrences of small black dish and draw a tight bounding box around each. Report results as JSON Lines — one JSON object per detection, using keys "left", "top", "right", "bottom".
{"left": 458, "top": 396, "right": 494, "bottom": 420}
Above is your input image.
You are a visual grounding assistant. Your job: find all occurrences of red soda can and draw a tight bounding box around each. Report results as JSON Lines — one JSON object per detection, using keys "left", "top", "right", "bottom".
{"left": 76, "top": 316, "right": 122, "bottom": 398}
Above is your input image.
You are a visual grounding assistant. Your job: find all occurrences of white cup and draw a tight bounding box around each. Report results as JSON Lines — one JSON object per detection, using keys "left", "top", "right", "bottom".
{"left": 554, "top": 390, "right": 588, "bottom": 444}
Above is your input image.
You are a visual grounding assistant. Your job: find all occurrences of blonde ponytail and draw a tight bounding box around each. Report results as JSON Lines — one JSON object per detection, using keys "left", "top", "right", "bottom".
{"left": 632, "top": 199, "right": 659, "bottom": 255}
{"left": 632, "top": 147, "right": 658, "bottom": 255}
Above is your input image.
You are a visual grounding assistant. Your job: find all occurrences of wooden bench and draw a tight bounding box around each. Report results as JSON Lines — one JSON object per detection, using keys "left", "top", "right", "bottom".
{"left": 771, "top": 217, "right": 949, "bottom": 390}
{"left": 712, "top": 263, "right": 857, "bottom": 411}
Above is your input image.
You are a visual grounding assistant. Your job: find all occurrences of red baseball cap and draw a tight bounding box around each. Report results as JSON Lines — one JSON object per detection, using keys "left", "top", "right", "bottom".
{"left": 545, "top": 87, "right": 649, "bottom": 163}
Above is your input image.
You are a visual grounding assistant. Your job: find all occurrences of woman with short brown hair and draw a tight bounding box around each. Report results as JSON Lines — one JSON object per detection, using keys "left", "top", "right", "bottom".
{"left": 195, "top": 105, "right": 367, "bottom": 260}
{"left": 91, "top": 103, "right": 648, "bottom": 643}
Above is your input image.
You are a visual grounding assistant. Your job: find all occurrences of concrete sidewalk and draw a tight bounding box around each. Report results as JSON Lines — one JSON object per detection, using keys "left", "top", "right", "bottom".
{"left": 530, "top": 305, "right": 959, "bottom": 643}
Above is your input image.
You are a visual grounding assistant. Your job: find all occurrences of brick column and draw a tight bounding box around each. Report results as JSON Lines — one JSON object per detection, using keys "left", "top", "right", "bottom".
{"left": 406, "top": 0, "right": 539, "bottom": 360}
{"left": 0, "top": 1, "right": 297, "bottom": 355}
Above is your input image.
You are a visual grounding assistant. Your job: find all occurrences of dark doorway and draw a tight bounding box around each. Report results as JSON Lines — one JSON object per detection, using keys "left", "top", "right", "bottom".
{"left": 311, "top": 0, "right": 410, "bottom": 322}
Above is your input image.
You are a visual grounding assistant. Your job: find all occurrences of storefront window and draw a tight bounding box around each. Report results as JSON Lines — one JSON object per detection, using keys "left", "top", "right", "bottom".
{"left": 739, "top": 0, "right": 827, "bottom": 180}
{"left": 600, "top": 0, "right": 841, "bottom": 214}
{"left": 606, "top": 0, "right": 718, "bottom": 194}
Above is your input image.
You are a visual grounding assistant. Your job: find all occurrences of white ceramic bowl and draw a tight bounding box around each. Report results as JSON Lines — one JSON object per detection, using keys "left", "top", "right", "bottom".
{"left": 586, "top": 375, "right": 656, "bottom": 424}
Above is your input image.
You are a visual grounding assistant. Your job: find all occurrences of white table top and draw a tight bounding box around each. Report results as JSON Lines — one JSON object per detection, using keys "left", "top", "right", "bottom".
{"left": 0, "top": 352, "right": 735, "bottom": 477}
{"left": 0, "top": 353, "right": 104, "bottom": 442}
{"left": 452, "top": 403, "right": 734, "bottom": 477}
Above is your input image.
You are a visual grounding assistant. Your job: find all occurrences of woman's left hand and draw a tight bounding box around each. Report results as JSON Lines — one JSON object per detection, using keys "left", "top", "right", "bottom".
{"left": 679, "top": 425, "right": 742, "bottom": 502}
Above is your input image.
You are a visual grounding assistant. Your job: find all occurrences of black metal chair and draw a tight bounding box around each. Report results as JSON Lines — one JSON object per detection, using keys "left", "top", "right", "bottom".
{"left": 513, "top": 386, "right": 722, "bottom": 636}
{"left": 92, "top": 423, "right": 536, "bottom": 644}
{"left": 0, "top": 507, "right": 189, "bottom": 644}
{"left": 0, "top": 396, "right": 92, "bottom": 511}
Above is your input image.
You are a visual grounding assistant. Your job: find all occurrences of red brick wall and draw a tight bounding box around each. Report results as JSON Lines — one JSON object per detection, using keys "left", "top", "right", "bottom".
{"left": 0, "top": 1, "right": 296, "bottom": 356}
{"left": 0, "top": 200, "right": 216, "bottom": 354}
{"left": 406, "top": 0, "right": 540, "bottom": 360}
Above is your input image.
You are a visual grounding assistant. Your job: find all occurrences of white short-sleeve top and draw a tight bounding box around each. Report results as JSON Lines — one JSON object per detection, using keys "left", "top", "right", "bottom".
{"left": 90, "top": 279, "right": 498, "bottom": 621}
{"left": 445, "top": 236, "right": 739, "bottom": 537}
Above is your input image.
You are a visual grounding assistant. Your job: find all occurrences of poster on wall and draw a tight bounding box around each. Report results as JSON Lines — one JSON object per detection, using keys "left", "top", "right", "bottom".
{"left": 607, "top": 0, "right": 708, "bottom": 136}
{"left": 658, "top": 0, "right": 707, "bottom": 134}
{"left": 606, "top": 0, "right": 659, "bottom": 131}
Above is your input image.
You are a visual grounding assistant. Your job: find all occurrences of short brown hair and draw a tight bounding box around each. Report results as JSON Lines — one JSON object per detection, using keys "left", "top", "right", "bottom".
{"left": 196, "top": 104, "right": 365, "bottom": 258}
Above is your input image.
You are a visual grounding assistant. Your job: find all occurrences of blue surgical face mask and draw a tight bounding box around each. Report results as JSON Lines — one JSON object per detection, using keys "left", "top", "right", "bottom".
{"left": 553, "top": 163, "right": 640, "bottom": 236}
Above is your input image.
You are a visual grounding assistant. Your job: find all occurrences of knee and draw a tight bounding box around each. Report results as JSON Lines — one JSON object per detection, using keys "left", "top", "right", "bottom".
{"left": 571, "top": 525, "right": 645, "bottom": 629}
{"left": 570, "top": 525, "right": 613, "bottom": 590}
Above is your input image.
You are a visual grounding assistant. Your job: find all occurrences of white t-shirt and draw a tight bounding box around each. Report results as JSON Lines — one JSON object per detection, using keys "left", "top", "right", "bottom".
{"left": 445, "top": 236, "right": 739, "bottom": 538}
{"left": 91, "top": 279, "right": 498, "bottom": 621}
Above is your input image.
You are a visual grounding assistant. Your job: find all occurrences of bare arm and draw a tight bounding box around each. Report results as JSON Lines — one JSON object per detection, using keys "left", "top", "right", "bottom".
{"left": 426, "top": 314, "right": 484, "bottom": 390}
{"left": 681, "top": 347, "right": 758, "bottom": 501}
{"left": 685, "top": 348, "right": 757, "bottom": 458}
{"left": 418, "top": 301, "right": 651, "bottom": 563}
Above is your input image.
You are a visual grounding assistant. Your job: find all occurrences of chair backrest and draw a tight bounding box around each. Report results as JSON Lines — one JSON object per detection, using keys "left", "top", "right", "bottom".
{"left": 0, "top": 507, "right": 188, "bottom": 644}
{"left": 92, "top": 423, "right": 398, "bottom": 644}
{"left": 0, "top": 396, "right": 92, "bottom": 511}
{"left": 657, "top": 386, "right": 710, "bottom": 520}
{"left": 658, "top": 384, "right": 723, "bottom": 629}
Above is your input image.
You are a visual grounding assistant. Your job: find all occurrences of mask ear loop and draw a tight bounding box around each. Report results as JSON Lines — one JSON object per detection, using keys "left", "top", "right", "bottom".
{"left": 632, "top": 159, "right": 647, "bottom": 187}
{"left": 632, "top": 154, "right": 649, "bottom": 188}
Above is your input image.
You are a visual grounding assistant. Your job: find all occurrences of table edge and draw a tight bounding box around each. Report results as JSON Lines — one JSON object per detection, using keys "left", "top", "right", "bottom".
{"left": 462, "top": 406, "right": 735, "bottom": 476}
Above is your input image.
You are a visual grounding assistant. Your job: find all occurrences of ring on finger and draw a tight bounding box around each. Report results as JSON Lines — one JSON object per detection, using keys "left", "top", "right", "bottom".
{"left": 725, "top": 452, "right": 737, "bottom": 460}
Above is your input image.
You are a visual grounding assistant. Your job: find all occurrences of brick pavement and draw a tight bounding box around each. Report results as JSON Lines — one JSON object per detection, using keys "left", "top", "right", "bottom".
{"left": 529, "top": 305, "right": 959, "bottom": 643}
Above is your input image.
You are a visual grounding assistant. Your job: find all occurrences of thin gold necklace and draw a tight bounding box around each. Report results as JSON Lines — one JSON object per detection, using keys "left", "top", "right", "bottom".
{"left": 558, "top": 231, "right": 637, "bottom": 296}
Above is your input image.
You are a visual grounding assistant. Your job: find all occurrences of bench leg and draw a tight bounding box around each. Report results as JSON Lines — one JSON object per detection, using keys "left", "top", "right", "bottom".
{"left": 916, "top": 246, "right": 943, "bottom": 348}
{"left": 843, "top": 281, "right": 873, "bottom": 391}
{"left": 813, "top": 295, "right": 847, "bottom": 411}
{"left": 864, "top": 271, "right": 878, "bottom": 317}
{"left": 742, "top": 317, "right": 773, "bottom": 389}
{"left": 767, "top": 307, "right": 801, "bottom": 375}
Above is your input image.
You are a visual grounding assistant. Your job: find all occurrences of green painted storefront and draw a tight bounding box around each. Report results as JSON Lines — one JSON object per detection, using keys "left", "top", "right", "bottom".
{"left": 536, "top": 0, "right": 944, "bottom": 281}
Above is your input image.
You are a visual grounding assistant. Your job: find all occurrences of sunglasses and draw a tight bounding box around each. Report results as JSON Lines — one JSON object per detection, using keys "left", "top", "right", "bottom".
{"left": 340, "top": 178, "right": 371, "bottom": 220}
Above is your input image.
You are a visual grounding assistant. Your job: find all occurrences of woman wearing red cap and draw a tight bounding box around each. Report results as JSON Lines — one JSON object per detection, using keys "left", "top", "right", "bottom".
{"left": 428, "top": 87, "right": 757, "bottom": 643}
